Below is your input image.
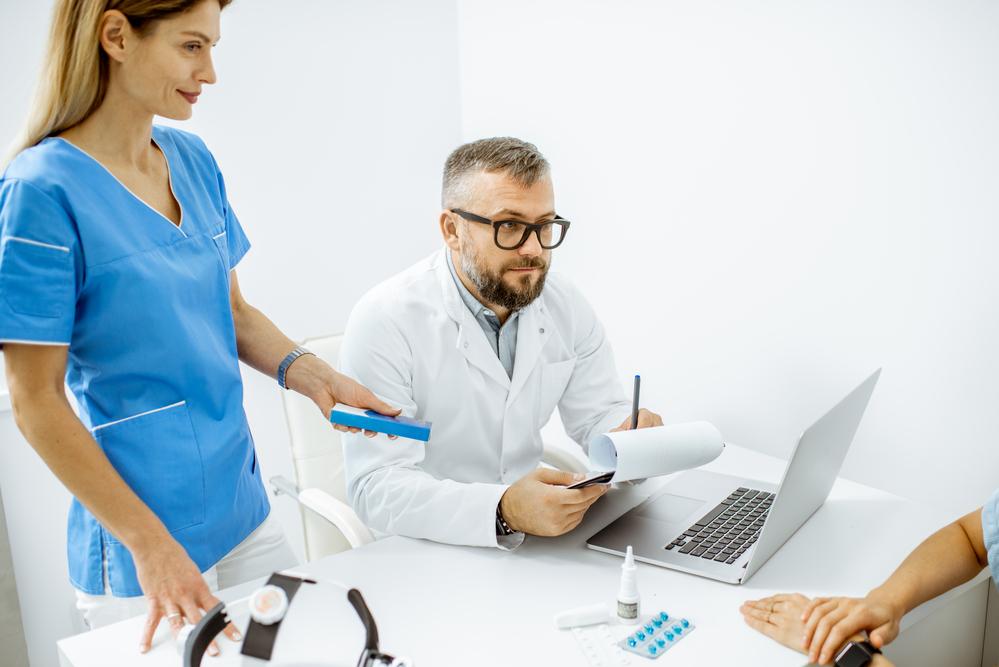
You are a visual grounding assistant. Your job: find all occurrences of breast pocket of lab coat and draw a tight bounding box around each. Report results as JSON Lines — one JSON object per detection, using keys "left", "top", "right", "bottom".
{"left": 536, "top": 358, "right": 576, "bottom": 429}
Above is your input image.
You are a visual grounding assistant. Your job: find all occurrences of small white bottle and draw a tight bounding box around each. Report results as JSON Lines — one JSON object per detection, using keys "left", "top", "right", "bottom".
{"left": 617, "top": 545, "right": 640, "bottom": 624}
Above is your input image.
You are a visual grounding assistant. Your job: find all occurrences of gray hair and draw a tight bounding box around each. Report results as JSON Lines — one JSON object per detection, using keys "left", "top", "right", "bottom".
{"left": 441, "top": 137, "right": 550, "bottom": 207}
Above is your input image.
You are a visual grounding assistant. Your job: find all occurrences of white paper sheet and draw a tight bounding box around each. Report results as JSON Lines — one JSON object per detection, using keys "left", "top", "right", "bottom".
{"left": 588, "top": 421, "right": 724, "bottom": 482}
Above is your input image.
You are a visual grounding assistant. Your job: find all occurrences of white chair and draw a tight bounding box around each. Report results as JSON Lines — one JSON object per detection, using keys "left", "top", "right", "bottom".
{"left": 270, "top": 333, "right": 589, "bottom": 562}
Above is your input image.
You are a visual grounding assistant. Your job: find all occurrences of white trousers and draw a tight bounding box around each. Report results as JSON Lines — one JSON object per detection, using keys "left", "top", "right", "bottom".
{"left": 75, "top": 513, "right": 298, "bottom": 630}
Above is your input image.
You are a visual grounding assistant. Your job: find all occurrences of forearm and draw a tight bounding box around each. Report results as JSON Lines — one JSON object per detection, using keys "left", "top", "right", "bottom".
{"left": 231, "top": 298, "right": 297, "bottom": 378}
{"left": 11, "top": 390, "right": 169, "bottom": 554}
{"left": 870, "top": 519, "right": 985, "bottom": 615}
{"left": 231, "top": 298, "right": 336, "bottom": 403}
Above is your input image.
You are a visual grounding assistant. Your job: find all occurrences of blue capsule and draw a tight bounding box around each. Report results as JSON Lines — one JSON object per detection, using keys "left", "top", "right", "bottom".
{"left": 673, "top": 625, "right": 683, "bottom": 634}
{"left": 660, "top": 611, "right": 669, "bottom": 621}
{"left": 656, "top": 638, "right": 666, "bottom": 648}
{"left": 645, "top": 624, "right": 655, "bottom": 633}
{"left": 681, "top": 618, "right": 690, "bottom": 628}
{"left": 636, "top": 631, "right": 646, "bottom": 641}
{"left": 666, "top": 632, "right": 674, "bottom": 641}
{"left": 627, "top": 637, "right": 637, "bottom": 648}
{"left": 652, "top": 617, "right": 663, "bottom": 627}
{"left": 648, "top": 645, "right": 658, "bottom": 655}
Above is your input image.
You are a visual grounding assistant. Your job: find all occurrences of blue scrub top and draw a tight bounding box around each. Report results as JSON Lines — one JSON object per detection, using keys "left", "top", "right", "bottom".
{"left": 0, "top": 126, "right": 269, "bottom": 596}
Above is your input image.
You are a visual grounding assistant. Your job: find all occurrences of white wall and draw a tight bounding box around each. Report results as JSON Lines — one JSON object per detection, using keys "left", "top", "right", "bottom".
{"left": 4, "top": 0, "right": 999, "bottom": 663}
{"left": 0, "top": 1, "right": 462, "bottom": 665}
{"left": 458, "top": 0, "right": 999, "bottom": 516}
{"left": 167, "top": 0, "right": 461, "bottom": 572}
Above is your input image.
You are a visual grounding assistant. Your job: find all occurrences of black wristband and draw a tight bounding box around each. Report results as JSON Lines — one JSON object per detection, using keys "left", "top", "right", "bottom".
{"left": 240, "top": 573, "right": 305, "bottom": 661}
{"left": 495, "top": 504, "right": 516, "bottom": 536}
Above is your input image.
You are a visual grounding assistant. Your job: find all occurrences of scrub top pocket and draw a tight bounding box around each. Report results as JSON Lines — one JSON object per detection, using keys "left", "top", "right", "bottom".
{"left": 93, "top": 401, "right": 207, "bottom": 541}
{"left": 0, "top": 236, "right": 74, "bottom": 318}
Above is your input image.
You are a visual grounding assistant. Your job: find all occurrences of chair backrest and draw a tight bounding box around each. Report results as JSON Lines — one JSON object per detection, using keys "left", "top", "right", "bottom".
{"left": 280, "top": 334, "right": 354, "bottom": 561}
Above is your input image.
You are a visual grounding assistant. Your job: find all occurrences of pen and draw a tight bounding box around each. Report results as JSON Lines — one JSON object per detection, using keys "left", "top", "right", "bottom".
{"left": 630, "top": 374, "right": 641, "bottom": 430}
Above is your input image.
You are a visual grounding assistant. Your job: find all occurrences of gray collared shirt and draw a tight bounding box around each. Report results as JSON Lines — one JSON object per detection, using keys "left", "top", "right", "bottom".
{"left": 446, "top": 250, "right": 519, "bottom": 379}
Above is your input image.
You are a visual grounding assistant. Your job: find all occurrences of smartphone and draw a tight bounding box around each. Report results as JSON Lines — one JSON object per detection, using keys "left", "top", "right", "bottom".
{"left": 566, "top": 471, "right": 614, "bottom": 489}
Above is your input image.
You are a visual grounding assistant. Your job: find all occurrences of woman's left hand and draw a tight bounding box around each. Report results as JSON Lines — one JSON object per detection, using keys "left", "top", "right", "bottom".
{"left": 285, "top": 354, "right": 400, "bottom": 437}
{"left": 740, "top": 593, "right": 814, "bottom": 654}
{"left": 740, "top": 593, "right": 882, "bottom": 665}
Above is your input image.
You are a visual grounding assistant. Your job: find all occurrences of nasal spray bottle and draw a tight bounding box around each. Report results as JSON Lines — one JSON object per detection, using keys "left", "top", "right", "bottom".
{"left": 617, "top": 545, "right": 640, "bottom": 624}
{"left": 552, "top": 544, "right": 642, "bottom": 630}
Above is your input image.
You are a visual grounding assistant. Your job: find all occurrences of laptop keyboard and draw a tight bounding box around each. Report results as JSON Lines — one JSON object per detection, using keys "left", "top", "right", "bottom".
{"left": 665, "top": 487, "right": 774, "bottom": 565}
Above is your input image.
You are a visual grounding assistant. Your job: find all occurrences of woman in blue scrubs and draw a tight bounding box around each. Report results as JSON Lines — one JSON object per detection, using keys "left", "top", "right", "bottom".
{"left": 0, "top": 0, "right": 397, "bottom": 654}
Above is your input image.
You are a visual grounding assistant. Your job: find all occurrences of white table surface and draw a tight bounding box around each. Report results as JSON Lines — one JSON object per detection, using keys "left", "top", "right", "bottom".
{"left": 57, "top": 444, "right": 979, "bottom": 666}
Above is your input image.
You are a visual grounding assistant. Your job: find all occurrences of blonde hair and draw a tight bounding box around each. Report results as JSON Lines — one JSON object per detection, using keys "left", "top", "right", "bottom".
{"left": 5, "top": 0, "right": 231, "bottom": 166}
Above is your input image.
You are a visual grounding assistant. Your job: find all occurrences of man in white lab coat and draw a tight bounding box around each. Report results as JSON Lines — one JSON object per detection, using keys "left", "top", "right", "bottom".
{"left": 340, "top": 137, "right": 663, "bottom": 549}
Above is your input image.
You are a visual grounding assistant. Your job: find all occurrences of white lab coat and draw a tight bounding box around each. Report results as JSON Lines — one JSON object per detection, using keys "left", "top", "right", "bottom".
{"left": 340, "top": 249, "right": 631, "bottom": 548}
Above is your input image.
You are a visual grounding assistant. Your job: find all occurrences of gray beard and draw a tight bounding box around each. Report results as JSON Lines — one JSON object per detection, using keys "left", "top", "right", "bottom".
{"left": 459, "top": 246, "right": 549, "bottom": 312}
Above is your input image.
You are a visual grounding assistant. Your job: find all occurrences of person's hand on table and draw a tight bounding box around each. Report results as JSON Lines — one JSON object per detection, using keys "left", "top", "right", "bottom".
{"left": 499, "top": 469, "right": 608, "bottom": 536}
{"left": 801, "top": 592, "right": 902, "bottom": 665}
{"left": 285, "top": 354, "right": 400, "bottom": 438}
{"left": 610, "top": 408, "right": 663, "bottom": 432}
{"left": 134, "top": 535, "right": 239, "bottom": 655}
{"left": 741, "top": 593, "right": 815, "bottom": 654}
{"left": 740, "top": 593, "right": 896, "bottom": 666}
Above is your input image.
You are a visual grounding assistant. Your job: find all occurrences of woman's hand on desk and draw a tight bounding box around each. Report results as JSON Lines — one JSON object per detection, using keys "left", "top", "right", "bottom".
{"left": 134, "top": 535, "right": 240, "bottom": 655}
{"left": 741, "top": 593, "right": 896, "bottom": 666}
{"left": 741, "top": 593, "right": 816, "bottom": 654}
{"left": 801, "top": 593, "right": 902, "bottom": 665}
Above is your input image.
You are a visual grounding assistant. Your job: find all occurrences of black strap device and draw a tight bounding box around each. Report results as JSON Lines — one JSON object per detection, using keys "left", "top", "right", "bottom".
{"left": 240, "top": 572, "right": 306, "bottom": 661}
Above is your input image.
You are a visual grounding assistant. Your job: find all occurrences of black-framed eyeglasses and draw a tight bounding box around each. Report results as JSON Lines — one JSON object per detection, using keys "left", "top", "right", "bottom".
{"left": 450, "top": 208, "right": 571, "bottom": 250}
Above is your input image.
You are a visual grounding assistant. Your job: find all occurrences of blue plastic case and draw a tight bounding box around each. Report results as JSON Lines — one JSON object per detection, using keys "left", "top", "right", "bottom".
{"left": 330, "top": 404, "right": 432, "bottom": 442}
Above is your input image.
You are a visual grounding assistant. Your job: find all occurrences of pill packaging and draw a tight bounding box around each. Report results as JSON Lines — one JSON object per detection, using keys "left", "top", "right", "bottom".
{"left": 618, "top": 611, "right": 694, "bottom": 659}
{"left": 572, "top": 624, "right": 635, "bottom": 667}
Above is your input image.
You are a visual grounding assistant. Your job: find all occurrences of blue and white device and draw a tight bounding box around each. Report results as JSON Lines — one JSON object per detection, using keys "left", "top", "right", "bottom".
{"left": 330, "top": 404, "right": 432, "bottom": 442}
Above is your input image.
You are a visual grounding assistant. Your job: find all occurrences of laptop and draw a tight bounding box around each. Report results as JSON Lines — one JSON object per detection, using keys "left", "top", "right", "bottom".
{"left": 586, "top": 369, "right": 880, "bottom": 584}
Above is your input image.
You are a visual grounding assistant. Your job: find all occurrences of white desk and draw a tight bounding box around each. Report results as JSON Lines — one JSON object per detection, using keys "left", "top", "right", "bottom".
{"left": 57, "top": 445, "right": 994, "bottom": 666}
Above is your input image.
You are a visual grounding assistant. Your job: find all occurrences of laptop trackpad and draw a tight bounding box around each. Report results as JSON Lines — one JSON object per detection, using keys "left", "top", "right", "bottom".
{"left": 633, "top": 493, "right": 705, "bottom": 523}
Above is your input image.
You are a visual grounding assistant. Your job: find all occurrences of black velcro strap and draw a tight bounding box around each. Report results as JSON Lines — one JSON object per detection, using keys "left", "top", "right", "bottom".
{"left": 240, "top": 573, "right": 305, "bottom": 661}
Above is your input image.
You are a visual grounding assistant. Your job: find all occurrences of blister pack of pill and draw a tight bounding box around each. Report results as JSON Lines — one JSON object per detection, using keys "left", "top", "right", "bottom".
{"left": 617, "top": 611, "right": 694, "bottom": 659}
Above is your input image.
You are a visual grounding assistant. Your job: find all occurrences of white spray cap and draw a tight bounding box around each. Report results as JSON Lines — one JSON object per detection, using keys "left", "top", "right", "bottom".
{"left": 623, "top": 545, "right": 636, "bottom": 571}
{"left": 617, "top": 544, "right": 640, "bottom": 623}
{"left": 553, "top": 602, "right": 613, "bottom": 629}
